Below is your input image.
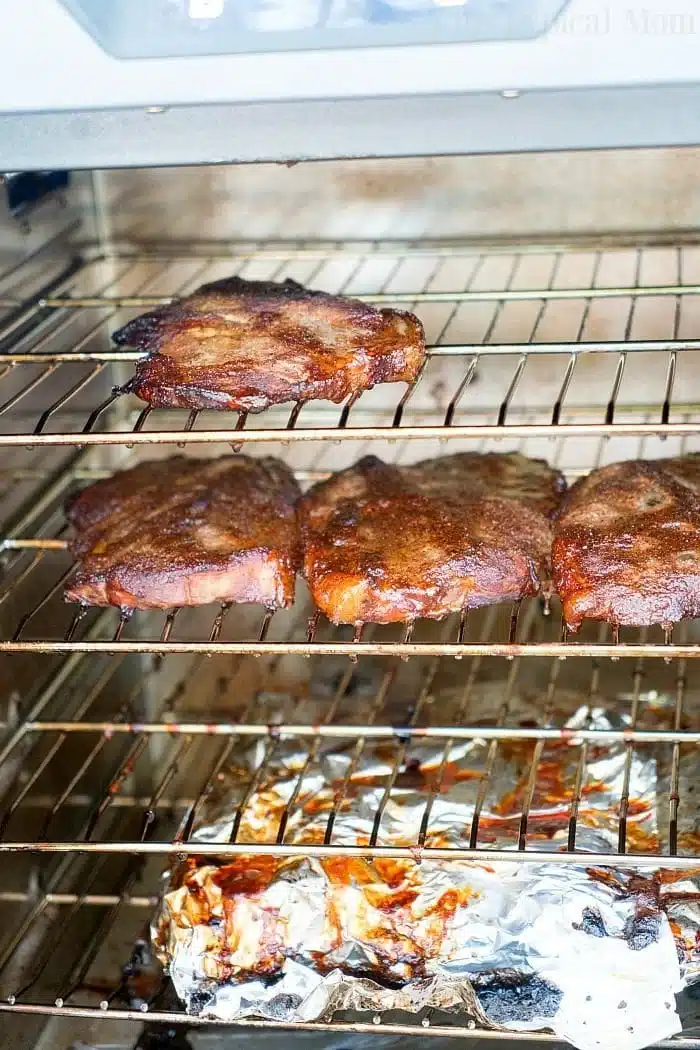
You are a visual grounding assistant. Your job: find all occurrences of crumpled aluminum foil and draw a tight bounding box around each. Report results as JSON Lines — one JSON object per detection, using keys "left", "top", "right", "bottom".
{"left": 153, "top": 684, "right": 700, "bottom": 1050}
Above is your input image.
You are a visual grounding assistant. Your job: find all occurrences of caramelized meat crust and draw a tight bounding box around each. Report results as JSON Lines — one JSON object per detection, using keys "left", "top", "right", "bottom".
{"left": 114, "top": 276, "right": 425, "bottom": 412}
{"left": 65, "top": 455, "right": 301, "bottom": 611}
{"left": 299, "top": 452, "right": 566, "bottom": 625}
{"left": 553, "top": 455, "right": 700, "bottom": 631}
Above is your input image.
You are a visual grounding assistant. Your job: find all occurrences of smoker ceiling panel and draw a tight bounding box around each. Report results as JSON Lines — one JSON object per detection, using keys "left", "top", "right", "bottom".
{"left": 7, "top": 88, "right": 700, "bottom": 171}
{"left": 3, "top": 0, "right": 700, "bottom": 111}
{"left": 3, "top": 3, "right": 700, "bottom": 165}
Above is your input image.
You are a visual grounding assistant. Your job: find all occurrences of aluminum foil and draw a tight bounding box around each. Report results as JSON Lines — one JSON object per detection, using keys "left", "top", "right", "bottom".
{"left": 153, "top": 685, "right": 700, "bottom": 1050}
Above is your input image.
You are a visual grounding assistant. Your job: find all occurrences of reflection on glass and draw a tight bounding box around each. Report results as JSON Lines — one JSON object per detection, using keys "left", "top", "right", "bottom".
{"left": 195, "top": 0, "right": 472, "bottom": 32}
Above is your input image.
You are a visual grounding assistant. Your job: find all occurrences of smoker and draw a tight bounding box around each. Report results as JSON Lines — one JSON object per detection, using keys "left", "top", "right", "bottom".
{"left": 1, "top": 2, "right": 700, "bottom": 1049}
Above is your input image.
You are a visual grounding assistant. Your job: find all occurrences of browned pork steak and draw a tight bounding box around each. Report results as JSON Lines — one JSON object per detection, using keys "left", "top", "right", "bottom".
{"left": 553, "top": 455, "right": 700, "bottom": 630}
{"left": 114, "top": 276, "right": 425, "bottom": 412}
{"left": 65, "top": 456, "right": 301, "bottom": 610}
{"left": 299, "top": 452, "right": 566, "bottom": 625}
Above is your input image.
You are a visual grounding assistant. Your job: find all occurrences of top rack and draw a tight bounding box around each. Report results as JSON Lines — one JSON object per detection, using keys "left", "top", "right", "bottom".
{"left": 1, "top": 239, "right": 699, "bottom": 446}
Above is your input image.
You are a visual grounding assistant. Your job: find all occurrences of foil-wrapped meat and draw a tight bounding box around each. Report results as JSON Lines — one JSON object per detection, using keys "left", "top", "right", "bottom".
{"left": 153, "top": 688, "right": 700, "bottom": 1050}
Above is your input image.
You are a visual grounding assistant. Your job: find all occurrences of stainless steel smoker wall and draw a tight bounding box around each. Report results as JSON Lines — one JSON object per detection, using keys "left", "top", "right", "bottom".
{"left": 96, "top": 151, "right": 700, "bottom": 243}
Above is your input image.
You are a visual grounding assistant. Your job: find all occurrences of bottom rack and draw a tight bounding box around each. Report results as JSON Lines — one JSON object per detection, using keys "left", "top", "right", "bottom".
{"left": 0, "top": 626, "right": 698, "bottom": 1043}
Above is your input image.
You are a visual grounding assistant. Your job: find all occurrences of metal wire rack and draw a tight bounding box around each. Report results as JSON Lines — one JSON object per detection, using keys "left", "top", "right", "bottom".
{"left": 1, "top": 440, "right": 700, "bottom": 658}
{"left": 0, "top": 241, "right": 700, "bottom": 446}
{"left": 1, "top": 237, "right": 700, "bottom": 1043}
{"left": 0, "top": 593, "right": 698, "bottom": 1035}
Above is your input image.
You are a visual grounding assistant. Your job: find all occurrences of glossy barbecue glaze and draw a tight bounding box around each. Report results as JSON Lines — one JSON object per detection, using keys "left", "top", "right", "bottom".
{"left": 114, "top": 276, "right": 425, "bottom": 412}
{"left": 65, "top": 455, "right": 301, "bottom": 610}
{"left": 158, "top": 854, "right": 477, "bottom": 988}
{"left": 553, "top": 455, "right": 700, "bottom": 630}
{"left": 299, "top": 452, "right": 566, "bottom": 625}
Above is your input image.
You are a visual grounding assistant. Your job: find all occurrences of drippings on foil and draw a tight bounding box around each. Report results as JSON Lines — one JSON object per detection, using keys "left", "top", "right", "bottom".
{"left": 153, "top": 685, "right": 700, "bottom": 1050}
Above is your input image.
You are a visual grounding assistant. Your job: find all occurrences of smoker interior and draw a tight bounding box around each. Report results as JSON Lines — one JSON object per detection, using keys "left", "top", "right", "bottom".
{"left": 3, "top": 153, "right": 700, "bottom": 1049}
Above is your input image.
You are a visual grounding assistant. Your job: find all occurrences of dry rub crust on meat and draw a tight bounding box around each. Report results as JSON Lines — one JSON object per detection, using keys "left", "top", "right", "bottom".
{"left": 65, "top": 455, "right": 301, "bottom": 611}
{"left": 114, "top": 276, "right": 426, "bottom": 412}
{"left": 299, "top": 452, "right": 566, "bottom": 625}
{"left": 553, "top": 455, "right": 700, "bottom": 631}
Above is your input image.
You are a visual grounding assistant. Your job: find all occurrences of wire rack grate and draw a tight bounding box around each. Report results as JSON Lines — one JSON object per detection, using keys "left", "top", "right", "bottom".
{"left": 0, "top": 575, "right": 698, "bottom": 857}
{"left": 1, "top": 242, "right": 700, "bottom": 445}
{"left": 0, "top": 448, "right": 699, "bottom": 657}
{"left": 1, "top": 238, "right": 700, "bottom": 1041}
{"left": 0, "top": 607, "right": 698, "bottom": 1033}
